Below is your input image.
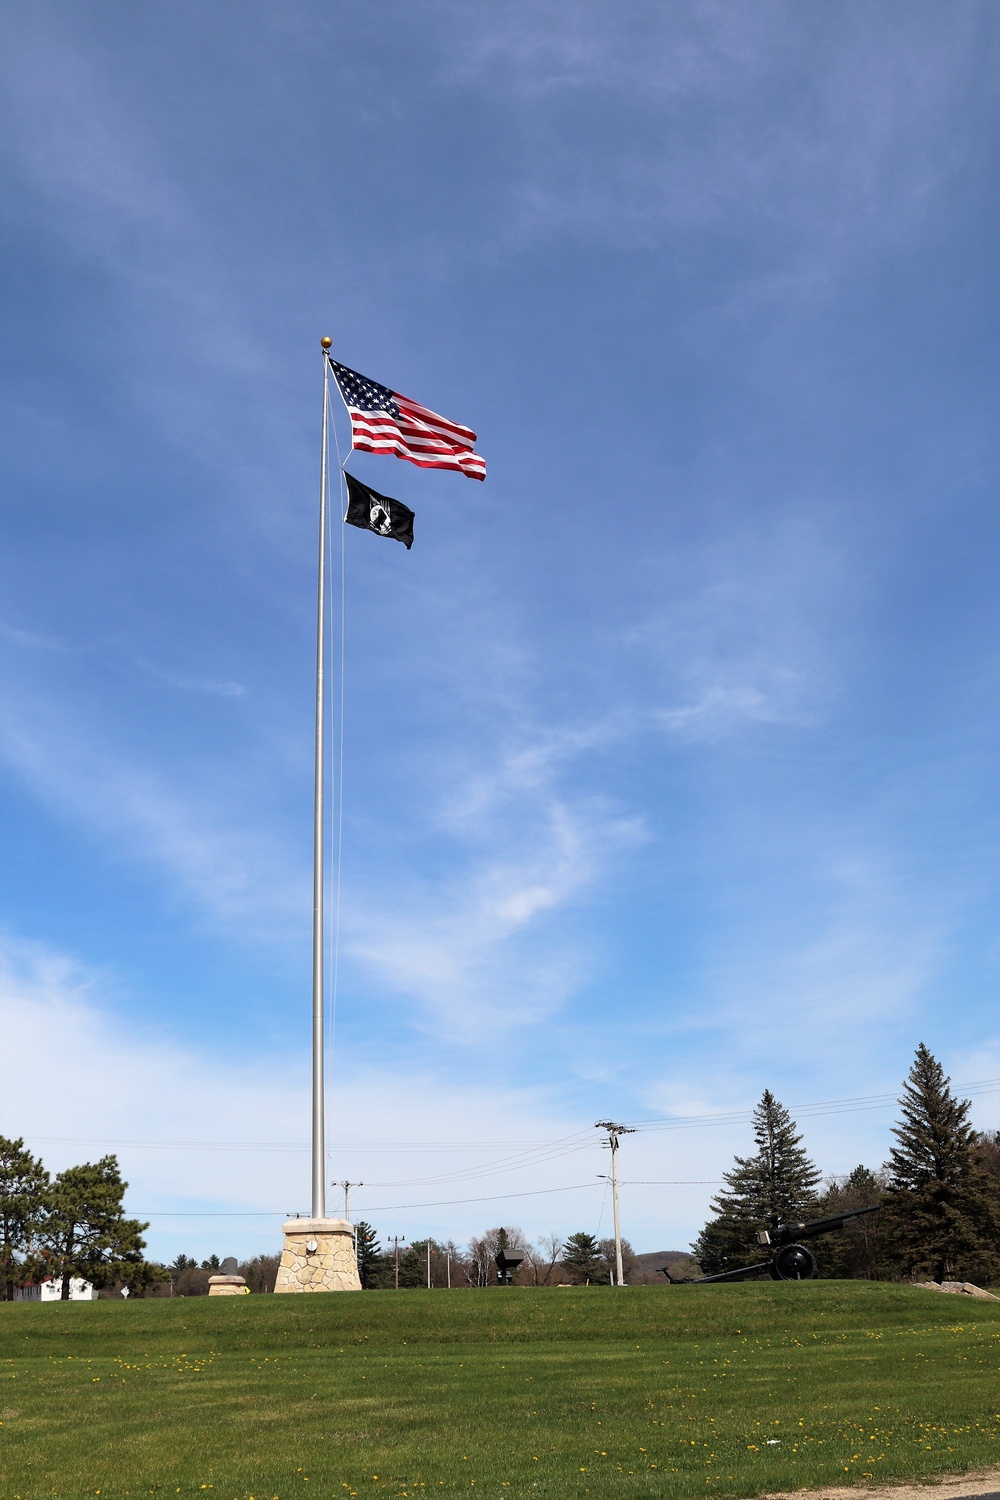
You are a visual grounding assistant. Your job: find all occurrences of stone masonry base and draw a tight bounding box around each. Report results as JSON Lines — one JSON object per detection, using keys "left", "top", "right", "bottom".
{"left": 208, "top": 1274, "right": 248, "bottom": 1296}
{"left": 273, "top": 1217, "right": 362, "bottom": 1293}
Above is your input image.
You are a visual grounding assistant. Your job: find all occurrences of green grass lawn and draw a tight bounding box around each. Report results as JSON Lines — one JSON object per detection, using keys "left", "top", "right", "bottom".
{"left": 2, "top": 1283, "right": 1000, "bottom": 1500}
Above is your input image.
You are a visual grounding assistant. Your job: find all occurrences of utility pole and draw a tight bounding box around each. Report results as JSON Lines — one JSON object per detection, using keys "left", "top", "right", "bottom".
{"left": 427, "top": 1240, "right": 432, "bottom": 1290}
{"left": 337, "top": 1181, "right": 362, "bottom": 1222}
{"left": 446, "top": 1247, "right": 451, "bottom": 1289}
{"left": 595, "top": 1120, "right": 635, "bottom": 1286}
{"left": 391, "top": 1235, "right": 402, "bottom": 1290}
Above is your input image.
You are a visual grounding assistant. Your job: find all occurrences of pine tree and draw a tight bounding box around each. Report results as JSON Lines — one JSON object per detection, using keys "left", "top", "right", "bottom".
{"left": 353, "top": 1221, "right": 383, "bottom": 1288}
{"left": 561, "top": 1231, "right": 603, "bottom": 1284}
{"left": 691, "top": 1091, "right": 821, "bottom": 1275}
{"left": 883, "top": 1044, "right": 1000, "bottom": 1284}
{"left": 120, "top": 1261, "right": 171, "bottom": 1298}
{"left": 978, "top": 1129, "right": 1000, "bottom": 1196}
{"left": 39, "top": 1156, "right": 148, "bottom": 1298}
{"left": 814, "top": 1165, "right": 889, "bottom": 1280}
{"left": 0, "top": 1136, "right": 49, "bottom": 1301}
{"left": 397, "top": 1241, "right": 431, "bottom": 1288}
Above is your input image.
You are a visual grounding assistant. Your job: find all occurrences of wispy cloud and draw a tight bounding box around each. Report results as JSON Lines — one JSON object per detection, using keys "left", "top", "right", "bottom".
{"left": 0, "top": 656, "right": 645, "bottom": 1029}
{"left": 134, "top": 659, "right": 246, "bottom": 698}
{"left": 0, "top": 686, "right": 306, "bottom": 940}
{"left": 630, "top": 508, "right": 854, "bottom": 740}
{"left": 2, "top": 620, "right": 247, "bottom": 697}
{"left": 654, "top": 681, "right": 803, "bottom": 740}
{"left": 0, "top": 620, "right": 80, "bottom": 653}
{"left": 440, "top": 1, "right": 978, "bottom": 270}
{"left": 347, "top": 794, "right": 643, "bottom": 1037}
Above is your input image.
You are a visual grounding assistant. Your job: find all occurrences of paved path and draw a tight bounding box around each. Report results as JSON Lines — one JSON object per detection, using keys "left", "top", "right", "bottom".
{"left": 765, "top": 1475, "right": 1000, "bottom": 1500}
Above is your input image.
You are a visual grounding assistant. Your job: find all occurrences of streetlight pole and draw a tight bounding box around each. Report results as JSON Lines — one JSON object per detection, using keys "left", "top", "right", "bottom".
{"left": 595, "top": 1120, "right": 635, "bottom": 1286}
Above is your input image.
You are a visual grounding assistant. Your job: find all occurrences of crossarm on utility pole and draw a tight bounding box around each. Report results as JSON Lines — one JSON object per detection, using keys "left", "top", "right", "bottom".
{"left": 595, "top": 1120, "right": 636, "bottom": 1285}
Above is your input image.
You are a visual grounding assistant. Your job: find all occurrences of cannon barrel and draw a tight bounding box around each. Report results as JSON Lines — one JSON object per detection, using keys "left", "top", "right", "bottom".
{"left": 684, "top": 1260, "right": 771, "bottom": 1284}
{"left": 764, "top": 1205, "right": 880, "bottom": 1247}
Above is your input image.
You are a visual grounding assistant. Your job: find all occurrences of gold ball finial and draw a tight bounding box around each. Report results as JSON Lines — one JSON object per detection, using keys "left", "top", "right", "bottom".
{"left": 320, "top": 336, "right": 332, "bottom": 349}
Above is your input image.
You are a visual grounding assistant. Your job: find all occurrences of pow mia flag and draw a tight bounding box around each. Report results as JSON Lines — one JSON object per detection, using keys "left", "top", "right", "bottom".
{"left": 344, "top": 471, "right": 414, "bottom": 550}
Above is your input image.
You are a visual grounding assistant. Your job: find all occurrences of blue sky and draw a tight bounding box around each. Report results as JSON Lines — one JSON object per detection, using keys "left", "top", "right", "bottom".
{"left": 2, "top": 0, "right": 1000, "bottom": 1264}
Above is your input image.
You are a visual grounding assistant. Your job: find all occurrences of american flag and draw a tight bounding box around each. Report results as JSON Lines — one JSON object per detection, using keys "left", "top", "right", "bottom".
{"left": 328, "top": 358, "right": 485, "bottom": 481}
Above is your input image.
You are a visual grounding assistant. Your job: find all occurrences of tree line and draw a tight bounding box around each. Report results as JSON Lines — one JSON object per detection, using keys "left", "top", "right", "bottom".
{"left": 350, "top": 1225, "right": 639, "bottom": 1289}
{"left": 123, "top": 1234, "right": 635, "bottom": 1297}
{"left": 692, "top": 1044, "right": 1000, "bottom": 1285}
{"left": 4, "top": 1042, "right": 996, "bottom": 1297}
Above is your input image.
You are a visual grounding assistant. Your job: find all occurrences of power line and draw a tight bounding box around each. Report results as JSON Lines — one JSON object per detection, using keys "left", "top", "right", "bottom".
{"left": 622, "top": 1078, "right": 1000, "bottom": 1132}
{"left": 132, "top": 1180, "right": 603, "bottom": 1217}
{"left": 22, "top": 1078, "right": 1000, "bottom": 1158}
{"left": 20, "top": 1131, "right": 599, "bottom": 1192}
{"left": 20, "top": 1136, "right": 586, "bottom": 1152}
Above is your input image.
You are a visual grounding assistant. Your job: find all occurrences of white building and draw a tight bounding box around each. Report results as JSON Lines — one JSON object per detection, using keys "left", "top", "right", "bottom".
{"left": 13, "top": 1277, "right": 98, "bottom": 1302}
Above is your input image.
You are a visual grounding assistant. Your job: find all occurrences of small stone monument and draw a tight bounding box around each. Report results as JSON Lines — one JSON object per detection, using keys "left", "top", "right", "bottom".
{"left": 273, "top": 1217, "right": 361, "bottom": 1293}
{"left": 208, "top": 1258, "right": 248, "bottom": 1296}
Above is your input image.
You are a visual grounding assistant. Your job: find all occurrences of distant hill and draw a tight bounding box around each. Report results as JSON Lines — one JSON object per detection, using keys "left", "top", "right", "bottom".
{"left": 628, "top": 1250, "right": 700, "bottom": 1285}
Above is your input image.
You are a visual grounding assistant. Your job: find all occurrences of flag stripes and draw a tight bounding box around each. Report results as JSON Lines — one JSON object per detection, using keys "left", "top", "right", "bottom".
{"left": 329, "top": 357, "right": 486, "bottom": 481}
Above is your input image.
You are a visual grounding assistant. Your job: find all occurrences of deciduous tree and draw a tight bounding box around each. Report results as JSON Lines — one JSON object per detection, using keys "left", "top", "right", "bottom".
{"left": 598, "top": 1236, "right": 637, "bottom": 1284}
{"left": 238, "top": 1254, "right": 280, "bottom": 1293}
{"left": 465, "top": 1226, "right": 528, "bottom": 1287}
{"left": 173, "top": 1265, "right": 211, "bottom": 1296}
{"left": 523, "top": 1233, "right": 563, "bottom": 1286}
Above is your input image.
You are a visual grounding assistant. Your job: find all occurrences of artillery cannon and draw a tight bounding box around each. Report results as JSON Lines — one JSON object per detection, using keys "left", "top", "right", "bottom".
{"left": 661, "top": 1205, "right": 880, "bottom": 1284}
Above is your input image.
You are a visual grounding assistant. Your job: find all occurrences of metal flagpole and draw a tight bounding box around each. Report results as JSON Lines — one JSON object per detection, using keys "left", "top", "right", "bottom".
{"left": 312, "top": 337, "right": 333, "bottom": 1221}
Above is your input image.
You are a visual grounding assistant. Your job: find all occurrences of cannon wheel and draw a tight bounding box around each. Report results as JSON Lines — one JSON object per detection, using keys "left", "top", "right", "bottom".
{"left": 770, "top": 1243, "right": 818, "bottom": 1281}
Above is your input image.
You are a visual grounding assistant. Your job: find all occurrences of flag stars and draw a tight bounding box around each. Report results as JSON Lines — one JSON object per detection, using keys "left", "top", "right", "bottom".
{"left": 329, "top": 359, "right": 400, "bottom": 418}
{"left": 328, "top": 355, "right": 485, "bottom": 478}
